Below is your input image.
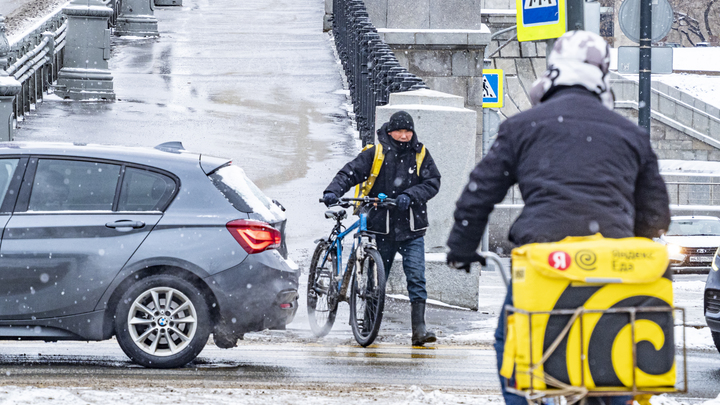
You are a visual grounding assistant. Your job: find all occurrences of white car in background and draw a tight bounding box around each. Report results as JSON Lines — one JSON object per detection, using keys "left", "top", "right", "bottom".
{"left": 658, "top": 216, "right": 720, "bottom": 273}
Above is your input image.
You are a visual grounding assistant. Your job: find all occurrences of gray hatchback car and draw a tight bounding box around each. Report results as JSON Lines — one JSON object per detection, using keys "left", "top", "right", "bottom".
{"left": 0, "top": 141, "right": 299, "bottom": 368}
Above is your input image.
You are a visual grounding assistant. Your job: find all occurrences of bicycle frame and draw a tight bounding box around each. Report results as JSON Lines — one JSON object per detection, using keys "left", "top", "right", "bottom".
{"left": 320, "top": 211, "right": 376, "bottom": 299}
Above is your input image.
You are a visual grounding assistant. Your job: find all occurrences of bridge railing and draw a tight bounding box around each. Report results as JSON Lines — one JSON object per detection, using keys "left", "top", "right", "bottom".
{"left": 611, "top": 72, "right": 720, "bottom": 151}
{"left": 2, "top": 0, "right": 122, "bottom": 125}
{"left": 332, "top": 0, "right": 428, "bottom": 145}
{"left": 5, "top": 9, "right": 66, "bottom": 123}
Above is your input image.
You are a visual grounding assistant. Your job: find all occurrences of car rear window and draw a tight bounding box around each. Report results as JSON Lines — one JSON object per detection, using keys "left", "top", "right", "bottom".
{"left": 209, "top": 165, "right": 284, "bottom": 222}
{"left": 118, "top": 168, "right": 176, "bottom": 212}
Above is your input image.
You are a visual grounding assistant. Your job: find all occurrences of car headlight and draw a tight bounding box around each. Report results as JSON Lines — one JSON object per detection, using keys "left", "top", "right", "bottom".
{"left": 666, "top": 243, "right": 683, "bottom": 256}
{"left": 666, "top": 243, "right": 687, "bottom": 263}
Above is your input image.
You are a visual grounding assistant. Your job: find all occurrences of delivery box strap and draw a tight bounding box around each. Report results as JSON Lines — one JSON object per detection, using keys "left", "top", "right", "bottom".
{"left": 533, "top": 307, "right": 584, "bottom": 375}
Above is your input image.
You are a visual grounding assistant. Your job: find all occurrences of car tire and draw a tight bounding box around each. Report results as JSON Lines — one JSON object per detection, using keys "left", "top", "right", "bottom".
{"left": 115, "top": 274, "right": 211, "bottom": 368}
{"left": 713, "top": 331, "right": 720, "bottom": 355}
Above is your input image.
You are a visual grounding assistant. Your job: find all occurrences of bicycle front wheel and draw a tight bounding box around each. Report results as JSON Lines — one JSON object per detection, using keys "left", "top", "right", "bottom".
{"left": 307, "top": 241, "right": 337, "bottom": 337}
{"left": 349, "top": 247, "right": 386, "bottom": 347}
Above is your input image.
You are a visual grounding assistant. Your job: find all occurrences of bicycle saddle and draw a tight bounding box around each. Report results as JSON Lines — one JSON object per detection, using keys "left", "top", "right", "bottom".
{"left": 325, "top": 209, "right": 347, "bottom": 220}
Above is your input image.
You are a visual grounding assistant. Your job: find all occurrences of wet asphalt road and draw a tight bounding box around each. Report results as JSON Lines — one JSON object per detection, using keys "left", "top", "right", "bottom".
{"left": 0, "top": 340, "right": 717, "bottom": 401}
{"left": 0, "top": 341, "right": 499, "bottom": 391}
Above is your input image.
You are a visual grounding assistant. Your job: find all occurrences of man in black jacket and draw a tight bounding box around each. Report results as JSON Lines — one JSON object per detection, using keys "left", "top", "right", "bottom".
{"left": 323, "top": 111, "right": 442, "bottom": 346}
{"left": 446, "top": 31, "right": 670, "bottom": 404}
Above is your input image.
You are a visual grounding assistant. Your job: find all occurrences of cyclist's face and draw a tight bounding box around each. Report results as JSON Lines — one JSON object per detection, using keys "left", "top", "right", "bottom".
{"left": 388, "top": 129, "right": 413, "bottom": 142}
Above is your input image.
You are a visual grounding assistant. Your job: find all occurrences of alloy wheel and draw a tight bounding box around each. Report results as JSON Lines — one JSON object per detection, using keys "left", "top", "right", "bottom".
{"left": 127, "top": 287, "right": 198, "bottom": 356}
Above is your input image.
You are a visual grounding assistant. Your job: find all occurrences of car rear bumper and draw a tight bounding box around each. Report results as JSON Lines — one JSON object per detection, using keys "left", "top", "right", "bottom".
{"left": 205, "top": 249, "right": 299, "bottom": 336}
{"left": 707, "top": 312, "right": 720, "bottom": 333}
{"left": 705, "top": 271, "right": 720, "bottom": 332}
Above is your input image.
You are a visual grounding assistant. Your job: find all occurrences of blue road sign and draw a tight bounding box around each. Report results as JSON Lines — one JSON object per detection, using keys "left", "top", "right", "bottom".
{"left": 482, "top": 69, "right": 503, "bottom": 108}
{"left": 523, "top": 0, "right": 559, "bottom": 25}
{"left": 516, "top": 0, "right": 566, "bottom": 42}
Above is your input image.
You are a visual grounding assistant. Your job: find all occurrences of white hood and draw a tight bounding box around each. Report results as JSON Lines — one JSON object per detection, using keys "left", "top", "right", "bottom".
{"left": 661, "top": 234, "right": 720, "bottom": 248}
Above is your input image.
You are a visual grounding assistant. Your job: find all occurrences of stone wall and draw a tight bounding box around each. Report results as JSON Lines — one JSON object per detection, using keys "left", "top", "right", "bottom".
{"left": 616, "top": 109, "right": 720, "bottom": 161}
{"left": 365, "top": 0, "right": 491, "bottom": 160}
{"left": 363, "top": 0, "right": 484, "bottom": 29}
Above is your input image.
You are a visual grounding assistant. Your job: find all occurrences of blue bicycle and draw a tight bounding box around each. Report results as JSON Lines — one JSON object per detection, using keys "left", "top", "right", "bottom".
{"left": 307, "top": 195, "right": 395, "bottom": 346}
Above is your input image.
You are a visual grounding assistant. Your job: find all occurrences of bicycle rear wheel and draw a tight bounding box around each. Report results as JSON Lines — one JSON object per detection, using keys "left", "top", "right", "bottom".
{"left": 349, "top": 247, "right": 386, "bottom": 347}
{"left": 307, "top": 241, "right": 337, "bottom": 337}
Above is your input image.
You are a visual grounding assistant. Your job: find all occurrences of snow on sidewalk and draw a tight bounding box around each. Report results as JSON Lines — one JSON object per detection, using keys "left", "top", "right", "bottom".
{"left": 0, "top": 385, "right": 502, "bottom": 405}
{"left": 0, "top": 386, "right": 716, "bottom": 404}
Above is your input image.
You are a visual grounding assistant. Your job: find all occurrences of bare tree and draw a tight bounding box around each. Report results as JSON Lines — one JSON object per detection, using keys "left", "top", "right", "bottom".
{"left": 672, "top": 11, "right": 706, "bottom": 45}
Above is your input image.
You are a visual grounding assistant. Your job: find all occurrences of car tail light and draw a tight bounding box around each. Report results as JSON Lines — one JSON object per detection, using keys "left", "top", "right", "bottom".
{"left": 226, "top": 219, "right": 281, "bottom": 254}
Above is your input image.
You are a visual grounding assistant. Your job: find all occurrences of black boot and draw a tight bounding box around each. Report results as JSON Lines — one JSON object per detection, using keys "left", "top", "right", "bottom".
{"left": 411, "top": 300, "right": 436, "bottom": 346}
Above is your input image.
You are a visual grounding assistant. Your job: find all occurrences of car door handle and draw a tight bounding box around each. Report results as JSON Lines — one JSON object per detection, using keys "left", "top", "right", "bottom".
{"left": 106, "top": 220, "right": 145, "bottom": 229}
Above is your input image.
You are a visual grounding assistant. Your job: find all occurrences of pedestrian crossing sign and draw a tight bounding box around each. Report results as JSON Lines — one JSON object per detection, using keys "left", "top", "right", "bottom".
{"left": 516, "top": 0, "right": 566, "bottom": 42}
{"left": 482, "top": 69, "right": 503, "bottom": 108}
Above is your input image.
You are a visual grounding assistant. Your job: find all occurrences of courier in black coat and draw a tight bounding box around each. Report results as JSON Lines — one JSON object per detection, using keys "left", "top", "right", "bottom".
{"left": 324, "top": 114, "right": 441, "bottom": 242}
{"left": 323, "top": 111, "right": 441, "bottom": 346}
{"left": 445, "top": 30, "right": 670, "bottom": 404}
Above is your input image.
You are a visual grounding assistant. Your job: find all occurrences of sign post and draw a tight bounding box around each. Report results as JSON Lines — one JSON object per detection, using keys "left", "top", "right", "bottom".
{"left": 481, "top": 67, "right": 504, "bottom": 252}
{"left": 618, "top": 0, "right": 674, "bottom": 132}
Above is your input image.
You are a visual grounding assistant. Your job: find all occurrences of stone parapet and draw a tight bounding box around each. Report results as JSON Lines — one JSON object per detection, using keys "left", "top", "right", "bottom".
{"left": 387, "top": 253, "right": 482, "bottom": 310}
{"left": 364, "top": 0, "right": 484, "bottom": 30}
{"left": 377, "top": 28, "right": 491, "bottom": 49}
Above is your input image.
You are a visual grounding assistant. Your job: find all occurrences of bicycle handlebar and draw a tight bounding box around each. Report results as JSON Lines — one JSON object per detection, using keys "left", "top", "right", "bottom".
{"left": 341, "top": 197, "right": 396, "bottom": 205}
{"left": 479, "top": 251, "right": 510, "bottom": 288}
{"left": 318, "top": 196, "right": 397, "bottom": 207}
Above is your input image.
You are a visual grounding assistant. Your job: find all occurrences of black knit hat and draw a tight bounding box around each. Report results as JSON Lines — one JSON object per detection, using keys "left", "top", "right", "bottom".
{"left": 386, "top": 111, "right": 414, "bottom": 133}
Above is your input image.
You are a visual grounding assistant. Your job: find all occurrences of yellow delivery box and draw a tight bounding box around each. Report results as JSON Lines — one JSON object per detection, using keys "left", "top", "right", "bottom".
{"left": 501, "top": 234, "right": 675, "bottom": 392}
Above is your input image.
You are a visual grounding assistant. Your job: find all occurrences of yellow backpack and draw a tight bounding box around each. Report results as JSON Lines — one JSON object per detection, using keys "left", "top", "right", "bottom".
{"left": 353, "top": 143, "right": 427, "bottom": 200}
{"left": 500, "top": 234, "right": 675, "bottom": 393}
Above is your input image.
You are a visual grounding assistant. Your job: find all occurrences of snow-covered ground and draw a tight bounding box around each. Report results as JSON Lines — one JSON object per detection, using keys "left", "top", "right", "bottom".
{"left": 0, "top": 385, "right": 504, "bottom": 405}
{"left": 609, "top": 48, "right": 720, "bottom": 109}
{"left": 0, "top": 386, "right": 716, "bottom": 404}
{"left": 653, "top": 74, "right": 720, "bottom": 110}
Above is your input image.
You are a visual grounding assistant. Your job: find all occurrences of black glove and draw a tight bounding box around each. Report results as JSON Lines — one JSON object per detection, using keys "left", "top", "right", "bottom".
{"left": 446, "top": 251, "right": 486, "bottom": 273}
{"left": 396, "top": 194, "right": 411, "bottom": 211}
{"left": 323, "top": 192, "right": 339, "bottom": 207}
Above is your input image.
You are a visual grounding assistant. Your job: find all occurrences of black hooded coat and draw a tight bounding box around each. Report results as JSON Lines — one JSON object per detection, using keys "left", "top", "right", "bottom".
{"left": 447, "top": 86, "right": 671, "bottom": 255}
{"left": 324, "top": 124, "right": 441, "bottom": 242}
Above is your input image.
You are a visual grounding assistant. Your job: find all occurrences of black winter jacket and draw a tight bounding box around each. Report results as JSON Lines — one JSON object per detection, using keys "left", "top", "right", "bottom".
{"left": 324, "top": 124, "right": 441, "bottom": 242}
{"left": 447, "top": 87, "right": 670, "bottom": 255}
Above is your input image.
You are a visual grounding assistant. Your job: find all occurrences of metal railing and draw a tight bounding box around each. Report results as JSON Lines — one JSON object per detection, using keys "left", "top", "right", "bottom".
{"left": 4, "top": 9, "right": 66, "bottom": 122}
{"left": 105, "top": 0, "right": 122, "bottom": 28}
{"left": 2, "top": 0, "right": 121, "bottom": 124}
{"left": 332, "top": 0, "right": 428, "bottom": 146}
{"left": 665, "top": 181, "right": 720, "bottom": 206}
{"left": 499, "top": 181, "right": 720, "bottom": 207}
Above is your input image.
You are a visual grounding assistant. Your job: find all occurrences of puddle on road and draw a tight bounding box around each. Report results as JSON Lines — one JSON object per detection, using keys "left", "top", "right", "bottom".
{"left": 210, "top": 87, "right": 353, "bottom": 190}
